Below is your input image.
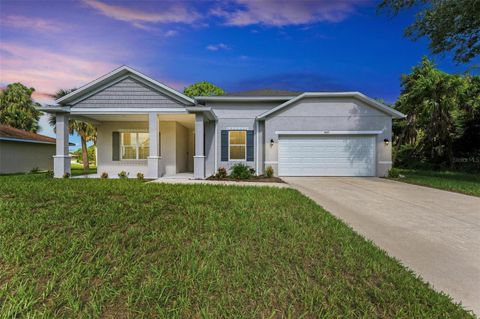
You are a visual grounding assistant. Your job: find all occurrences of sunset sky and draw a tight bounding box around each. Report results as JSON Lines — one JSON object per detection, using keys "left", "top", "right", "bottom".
{"left": 0, "top": 0, "right": 477, "bottom": 145}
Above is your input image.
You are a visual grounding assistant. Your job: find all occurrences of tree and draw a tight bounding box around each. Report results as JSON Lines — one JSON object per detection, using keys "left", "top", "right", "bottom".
{"left": 49, "top": 88, "right": 97, "bottom": 171}
{"left": 183, "top": 81, "right": 225, "bottom": 98}
{"left": 395, "top": 57, "right": 467, "bottom": 166}
{"left": 0, "top": 83, "right": 41, "bottom": 132}
{"left": 379, "top": 0, "right": 480, "bottom": 63}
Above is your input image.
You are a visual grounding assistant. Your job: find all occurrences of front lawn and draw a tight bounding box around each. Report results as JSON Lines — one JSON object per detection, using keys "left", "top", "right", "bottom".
{"left": 390, "top": 168, "right": 480, "bottom": 197}
{"left": 0, "top": 175, "right": 473, "bottom": 318}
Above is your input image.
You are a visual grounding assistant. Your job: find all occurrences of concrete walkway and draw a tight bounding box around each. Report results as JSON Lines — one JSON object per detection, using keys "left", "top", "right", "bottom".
{"left": 284, "top": 177, "right": 480, "bottom": 316}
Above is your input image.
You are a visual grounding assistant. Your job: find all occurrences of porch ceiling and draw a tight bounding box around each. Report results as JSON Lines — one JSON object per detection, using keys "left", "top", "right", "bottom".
{"left": 74, "top": 113, "right": 195, "bottom": 129}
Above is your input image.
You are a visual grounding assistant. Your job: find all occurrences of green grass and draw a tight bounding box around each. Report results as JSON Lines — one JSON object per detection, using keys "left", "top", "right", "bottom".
{"left": 71, "top": 163, "right": 97, "bottom": 176}
{"left": 0, "top": 175, "right": 474, "bottom": 318}
{"left": 391, "top": 168, "right": 480, "bottom": 197}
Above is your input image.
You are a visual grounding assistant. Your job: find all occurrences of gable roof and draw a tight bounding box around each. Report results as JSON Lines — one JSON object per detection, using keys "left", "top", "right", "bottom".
{"left": 256, "top": 92, "right": 405, "bottom": 119}
{"left": 0, "top": 124, "right": 56, "bottom": 144}
{"left": 224, "top": 89, "right": 302, "bottom": 97}
{"left": 55, "top": 65, "right": 195, "bottom": 106}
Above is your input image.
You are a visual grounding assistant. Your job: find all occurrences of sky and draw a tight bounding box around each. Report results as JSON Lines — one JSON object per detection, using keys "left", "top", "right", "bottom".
{"left": 0, "top": 0, "right": 477, "bottom": 149}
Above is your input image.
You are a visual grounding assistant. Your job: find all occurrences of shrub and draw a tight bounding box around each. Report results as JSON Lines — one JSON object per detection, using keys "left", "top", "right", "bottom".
{"left": 388, "top": 167, "right": 400, "bottom": 178}
{"left": 216, "top": 167, "right": 227, "bottom": 179}
{"left": 136, "top": 172, "right": 144, "bottom": 180}
{"left": 45, "top": 170, "right": 54, "bottom": 178}
{"left": 230, "top": 163, "right": 252, "bottom": 179}
{"left": 100, "top": 172, "right": 108, "bottom": 179}
{"left": 63, "top": 172, "right": 70, "bottom": 179}
{"left": 30, "top": 167, "right": 40, "bottom": 174}
{"left": 265, "top": 166, "right": 274, "bottom": 178}
{"left": 118, "top": 171, "right": 129, "bottom": 179}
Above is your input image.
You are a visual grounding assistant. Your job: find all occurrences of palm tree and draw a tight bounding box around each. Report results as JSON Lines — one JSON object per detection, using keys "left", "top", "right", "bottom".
{"left": 49, "top": 88, "right": 97, "bottom": 171}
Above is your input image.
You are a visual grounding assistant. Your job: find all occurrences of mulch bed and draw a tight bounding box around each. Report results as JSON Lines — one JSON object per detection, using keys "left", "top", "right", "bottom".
{"left": 206, "top": 176, "right": 285, "bottom": 183}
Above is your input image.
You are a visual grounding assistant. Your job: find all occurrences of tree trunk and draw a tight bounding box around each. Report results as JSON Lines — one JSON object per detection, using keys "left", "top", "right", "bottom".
{"left": 81, "top": 136, "right": 89, "bottom": 170}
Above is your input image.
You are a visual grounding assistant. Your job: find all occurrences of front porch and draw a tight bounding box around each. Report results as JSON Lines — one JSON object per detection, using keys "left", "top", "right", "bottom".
{"left": 52, "top": 111, "right": 213, "bottom": 179}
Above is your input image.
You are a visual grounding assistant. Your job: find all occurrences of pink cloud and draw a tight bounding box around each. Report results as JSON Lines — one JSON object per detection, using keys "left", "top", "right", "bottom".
{"left": 0, "top": 42, "right": 116, "bottom": 103}
{"left": 0, "top": 15, "right": 67, "bottom": 32}
{"left": 82, "top": 0, "right": 200, "bottom": 28}
{"left": 211, "top": 0, "right": 369, "bottom": 26}
{"left": 0, "top": 42, "right": 190, "bottom": 104}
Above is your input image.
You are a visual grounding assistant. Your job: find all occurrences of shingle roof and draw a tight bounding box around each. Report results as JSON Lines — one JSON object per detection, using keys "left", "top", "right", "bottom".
{"left": 0, "top": 124, "right": 56, "bottom": 144}
{"left": 224, "top": 89, "right": 302, "bottom": 97}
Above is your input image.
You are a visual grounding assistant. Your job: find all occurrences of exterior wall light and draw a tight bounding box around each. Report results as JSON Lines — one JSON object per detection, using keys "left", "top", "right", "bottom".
{"left": 384, "top": 138, "right": 390, "bottom": 145}
{"left": 270, "top": 139, "right": 274, "bottom": 146}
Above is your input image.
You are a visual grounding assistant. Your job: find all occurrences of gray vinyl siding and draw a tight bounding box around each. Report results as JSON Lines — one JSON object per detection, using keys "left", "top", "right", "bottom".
{"left": 264, "top": 97, "right": 393, "bottom": 177}
{"left": 72, "top": 77, "right": 185, "bottom": 109}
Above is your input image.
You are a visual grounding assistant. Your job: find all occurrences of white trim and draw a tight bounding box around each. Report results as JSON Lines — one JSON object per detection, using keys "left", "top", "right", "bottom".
{"left": 264, "top": 161, "right": 278, "bottom": 164}
{"left": 214, "top": 121, "right": 218, "bottom": 173}
{"left": 378, "top": 161, "right": 393, "bottom": 164}
{"left": 0, "top": 137, "right": 56, "bottom": 145}
{"left": 228, "top": 130, "right": 247, "bottom": 161}
{"left": 195, "top": 96, "right": 295, "bottom": 102}
{"left": 193, "top": 155, "right": 206, "bottom": 158}
{"left": 255, "top": 120, "right": 259, "bottom": 174}
{"left": 257, "top": 92, "right": 406, "bottom": 119}
{"left": 275, "top": 130, "right": 383, "bottom": 135}
{"left": 70, "top": 108, "right": 188, "bottom": 114}
{"left": 56, "top": 65, "right": 195, "bottom": 105}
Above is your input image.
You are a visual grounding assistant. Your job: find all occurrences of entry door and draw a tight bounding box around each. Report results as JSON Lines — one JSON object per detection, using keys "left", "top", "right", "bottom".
{"left": 278, "top": 135, "right": 375, "bottom": 176}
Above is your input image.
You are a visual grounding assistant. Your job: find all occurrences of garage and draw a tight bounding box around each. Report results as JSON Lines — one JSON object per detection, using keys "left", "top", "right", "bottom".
{"left": 278, "top": 135, "right": 376, "bottom": 176}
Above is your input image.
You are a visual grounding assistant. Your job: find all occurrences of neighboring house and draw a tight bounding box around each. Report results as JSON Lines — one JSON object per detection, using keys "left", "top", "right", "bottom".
{"left": 0, "top": 124, "right": 56, "bottom": 174}
{"left": 42, "top": 66, "right": 405, "bottom": 178}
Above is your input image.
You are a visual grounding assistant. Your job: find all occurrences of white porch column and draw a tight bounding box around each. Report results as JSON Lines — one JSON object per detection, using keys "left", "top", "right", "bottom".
{"left": 147, "top": 112, "right": 163, "bottom": 179}
{"left": 194, "top": 113, "right": 205, "bottom": 179}
{"left": 53, "top": 113, "right": 71, "bottom": 178}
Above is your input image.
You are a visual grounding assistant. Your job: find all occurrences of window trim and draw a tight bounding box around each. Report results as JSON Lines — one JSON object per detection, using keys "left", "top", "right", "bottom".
{"left": 120, "top": 131, "right": 149, "bottom": 161}
{"left": 228, "top": 130, "right": 247, "bottom": 161}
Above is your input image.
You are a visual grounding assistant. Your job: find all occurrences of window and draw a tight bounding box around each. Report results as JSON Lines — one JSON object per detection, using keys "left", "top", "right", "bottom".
{"left": 229, "top": 130, "right": 246, "bottom": 161}
{"left": 121, "top": 132, "right": 149, "bottom": 160}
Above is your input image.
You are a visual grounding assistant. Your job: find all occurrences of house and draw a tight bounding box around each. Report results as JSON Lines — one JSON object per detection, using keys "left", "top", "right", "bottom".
{"left": 41, "top": 66, "right": 405, "bottom": 179}
{"left": 0, "top": 124, "right": 56, "bottom": 174}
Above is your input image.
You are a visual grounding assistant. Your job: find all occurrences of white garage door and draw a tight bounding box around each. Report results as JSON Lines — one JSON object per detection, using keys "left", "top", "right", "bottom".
{"left": 278, "top": 135, "right": 376, "bottom": 176}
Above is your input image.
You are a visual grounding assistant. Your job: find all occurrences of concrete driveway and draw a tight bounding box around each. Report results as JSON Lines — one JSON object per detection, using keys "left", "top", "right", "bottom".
{"left": 284, "top": 177, "right": 480, "bottom": 316}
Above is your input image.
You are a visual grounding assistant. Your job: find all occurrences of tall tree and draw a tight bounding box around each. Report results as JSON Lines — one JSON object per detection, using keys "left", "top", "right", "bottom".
{"left": 183, "top": 81, "right": 225, "bottom": 98}
{"left": 395, "top": 57, "right": 465, "bottom": 166}
{"left": 0, "top": 83, "right": 41, "bottom": 132}
{"left": 49, "top": 88, "right": 97, "bottom": 171}
{"left": 379, "top": 0, "right": 480, "bottom": 63}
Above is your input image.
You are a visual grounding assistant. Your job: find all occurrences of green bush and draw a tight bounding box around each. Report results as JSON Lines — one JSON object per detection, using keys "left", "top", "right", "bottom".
{"left": 388, "top": 167, "right": 400, "bottom": 178}
{"left": 45, "top": 170, "right": 54, "bottom": 178}
{"left": 265, "top": 166, "right": 274, "bottom": 178}
{"left": 63, "top": 172, "right": 70, "bottom": 179}
{"left": 100, "top": 172, "right": 108, "bottom": 179}
{"left": 136, "top": 172, "right": 144, "bottom": 180}
{"left": 230, "top": 163, "right": 252, "bottom": 179}
{"left": 118, "top": 171, "right": 129, "bottom": 179}
{"left": 30, "top": 167, "right": 40, "bottom": 174}
{"left": 216, "top": 167, "right": 227, "bottom": 179}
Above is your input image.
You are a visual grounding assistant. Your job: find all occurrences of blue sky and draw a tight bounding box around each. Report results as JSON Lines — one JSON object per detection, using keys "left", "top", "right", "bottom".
{"left": 0, "top": 0, "right": 477, "bottom": 150}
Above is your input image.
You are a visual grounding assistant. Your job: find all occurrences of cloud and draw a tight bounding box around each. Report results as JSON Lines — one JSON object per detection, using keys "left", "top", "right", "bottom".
{"left": 0, "top": 15, "right": 67, "bottom": 32}
{"left": 0, "top": 42, "right": 116, "bottom": 103}
{"left": 211, "top": 0, "right": 368, "bottom": 26}
{"left": 82, "top": 0, "right": 200, "bottom": 29}
{"left": 164, "top": 30, "right": 178, "bottom": 37}
{"left": 206, "top": 43, "right": 230, "bottom": 51}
